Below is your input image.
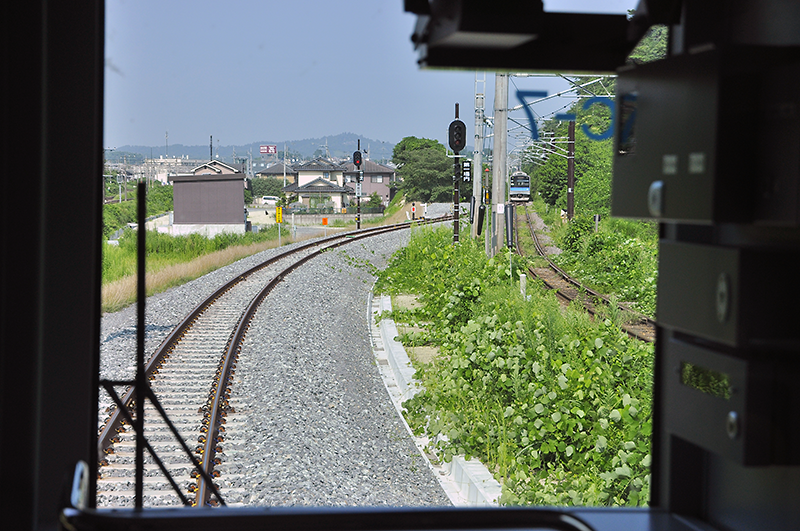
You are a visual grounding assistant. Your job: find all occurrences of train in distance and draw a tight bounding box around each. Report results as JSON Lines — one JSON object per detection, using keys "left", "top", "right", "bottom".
{"left": 509, "top": 171, "right": 531, "bottom": 203}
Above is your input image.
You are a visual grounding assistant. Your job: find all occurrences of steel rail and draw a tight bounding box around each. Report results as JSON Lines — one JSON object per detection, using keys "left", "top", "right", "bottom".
{"left": 194, "top": 222, "right": 424, "bottom": 506}
{"left": 516, "top": 207, "right": 655, "bottom": 343}
{"left": 97, "top": 216, "right": 451, "bottom": 507}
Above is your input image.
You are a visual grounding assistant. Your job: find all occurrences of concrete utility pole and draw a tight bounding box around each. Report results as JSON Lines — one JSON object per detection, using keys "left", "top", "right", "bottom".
{"left": 567, "top": 120, "right": 575, "bottom": 220}
{"left": 490, "top": 72, "right": 508, "bottom": 256}
{"left": 472, "top": 73, "right": 485, "bottom": 239}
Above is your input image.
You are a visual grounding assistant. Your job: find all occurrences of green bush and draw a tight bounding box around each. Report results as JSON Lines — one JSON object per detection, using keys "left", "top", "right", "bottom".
{"left": 561, "top": 215, "right": 594, "bottom": 253}
{"left": 552, "top": 217, "right": 657, "bottom": 316}
{"left": 102, "top": 183, "right": 174, "bottom": 239}
{"left": 376, "top": 225, "right": 654, "bottom": 507}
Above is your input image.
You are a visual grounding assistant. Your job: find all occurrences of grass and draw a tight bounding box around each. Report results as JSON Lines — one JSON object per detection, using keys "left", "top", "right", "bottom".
{"left": 102, "top": 228, "right": 323, "bottom": 313}
{"left": 376, "top": 225, "right": 654, "bottom": 507}
{"left": 101, "top": 194, "right": 419, "bottom": 313}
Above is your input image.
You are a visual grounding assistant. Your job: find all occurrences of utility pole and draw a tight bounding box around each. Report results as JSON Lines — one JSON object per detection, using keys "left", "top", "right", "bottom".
{"left": 472, "top": 72, "right": 485, "bottom": 238}
{"left": 491, "top": 73, "right": 508, "bottom": 256}
{"left": 567, "top": 120, "right": 575, "bottom": 220}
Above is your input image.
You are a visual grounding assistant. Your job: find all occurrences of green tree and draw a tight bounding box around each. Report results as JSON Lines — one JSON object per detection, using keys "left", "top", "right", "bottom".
{"left": 526, "top": 85, "right": 614, "bottom": 217}
{"left": 250, "top": 177, "right": 285, "bottom": 197}
{"left": 627, "top": 25, "right": 668, "bottom": 65}
{"left": 392, "top": 136, "right": 453, "bottom": 202}
{"left": 367, "top": 191, "right": 383, "bottom": 208}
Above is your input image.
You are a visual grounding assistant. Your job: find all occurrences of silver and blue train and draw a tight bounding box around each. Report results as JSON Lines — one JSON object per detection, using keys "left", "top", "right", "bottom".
{"left": 509, "top": 171, "right": 531, "bottom": 203}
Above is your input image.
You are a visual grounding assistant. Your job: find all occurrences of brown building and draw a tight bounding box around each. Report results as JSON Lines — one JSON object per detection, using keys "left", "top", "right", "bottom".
{"left": 168, "top": 160, "right": 246, "bottom": 236}
{"left": 342, "top": 159, "right": 398, "bottom": 205}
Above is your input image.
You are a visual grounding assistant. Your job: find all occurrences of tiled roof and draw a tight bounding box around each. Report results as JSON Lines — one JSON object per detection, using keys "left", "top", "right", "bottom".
{"left": 257, "top": 162, "right": 297, "bottom": 176}
{"left": 282, "top": 177, "right": 353, "bottom": 194}
{"left": 297, "top": 157, "right": 345, "bottom": 172}
{"left": 342, "top": 159, "right": 395, "bottom": 174}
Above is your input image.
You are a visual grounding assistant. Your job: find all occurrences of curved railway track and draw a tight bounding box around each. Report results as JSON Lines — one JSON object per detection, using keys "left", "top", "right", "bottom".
{"left": 96, "top": 218, "right": 449, "bottom": 508}
{"left": 514, "top": 206, "right": 656, "bottom": 343}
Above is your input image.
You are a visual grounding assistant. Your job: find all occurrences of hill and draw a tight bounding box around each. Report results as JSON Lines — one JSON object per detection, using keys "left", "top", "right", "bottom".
{"left": 110, "top": 132, "right": 395, "bottom": 164}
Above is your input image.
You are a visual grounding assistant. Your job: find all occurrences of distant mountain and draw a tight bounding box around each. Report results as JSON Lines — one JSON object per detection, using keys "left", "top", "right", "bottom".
{"left": 112, "top": 132, "right": 396, "bottom": 164}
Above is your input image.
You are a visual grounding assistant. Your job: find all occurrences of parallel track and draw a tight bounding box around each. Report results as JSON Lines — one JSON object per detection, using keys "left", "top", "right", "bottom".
{"left": 96, "top": 218, "right": 449, "bottom": 508}
{"left": 515, "top": 206, "right": 656, "bottom": 343}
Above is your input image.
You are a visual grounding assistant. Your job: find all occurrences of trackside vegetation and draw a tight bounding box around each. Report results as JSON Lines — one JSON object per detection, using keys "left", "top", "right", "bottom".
{"left": 374, "top": 225, "right": 654, "bottom": 506}
{"left": 103, "top": 225, "right": 288, "bottom": 284}
{"left": 100, "top": 191, "right": 412, "bottom": 313}
{"left": 103, "top": 182, "right": 174, "bottom": 238}
{"left": 532, "top": 199, "right": 658, "bottom": 317}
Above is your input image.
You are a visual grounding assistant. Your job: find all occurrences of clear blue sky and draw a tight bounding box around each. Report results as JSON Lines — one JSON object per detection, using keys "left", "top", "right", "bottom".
{"left": 104, "top": 0, "right": 637, "bottom": 151}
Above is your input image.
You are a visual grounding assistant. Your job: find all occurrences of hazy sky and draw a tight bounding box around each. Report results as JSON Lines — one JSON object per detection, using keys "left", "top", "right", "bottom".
{"left": 104, "top": 0, "right": 637, "bottom": 151}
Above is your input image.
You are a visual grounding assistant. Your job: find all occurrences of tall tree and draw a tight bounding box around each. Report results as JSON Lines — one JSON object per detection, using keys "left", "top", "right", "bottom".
{"left": 392, "top": 136, "right": 455, "bottom": 202}
{"left": 527, "top": 90, "right": 614, "bottom": 217}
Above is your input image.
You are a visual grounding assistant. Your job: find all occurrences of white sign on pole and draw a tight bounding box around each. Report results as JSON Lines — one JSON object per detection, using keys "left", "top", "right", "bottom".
{"left": 356, "top": 183, "right": 362, "bottom": 197}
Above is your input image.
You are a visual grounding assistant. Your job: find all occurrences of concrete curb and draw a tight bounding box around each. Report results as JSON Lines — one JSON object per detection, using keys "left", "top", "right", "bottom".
{"left": 368, "top": 292, "right": 502, "bottom": 507}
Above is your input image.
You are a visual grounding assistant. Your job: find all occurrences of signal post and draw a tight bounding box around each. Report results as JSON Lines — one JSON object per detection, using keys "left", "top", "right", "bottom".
{"left": 449, "top": 104, "right": 467, "bottom": 245}
{"left": 353, "top": 142, "right": 363, "bottom": 229}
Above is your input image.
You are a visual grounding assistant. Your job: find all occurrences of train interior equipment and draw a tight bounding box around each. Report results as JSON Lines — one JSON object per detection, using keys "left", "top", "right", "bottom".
{"left": 3, "top": 1, "right": 798, "bottom": 530}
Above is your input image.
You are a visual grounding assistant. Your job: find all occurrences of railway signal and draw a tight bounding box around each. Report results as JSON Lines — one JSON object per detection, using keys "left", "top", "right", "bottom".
{"left": 353, "top": 150, "right": 362, "bottom": 167}
{"left": 448, "top": 119, "right": 467, "bottom": 153}
{"left": 449, "top": 104, "right": 467, "bottom": 245}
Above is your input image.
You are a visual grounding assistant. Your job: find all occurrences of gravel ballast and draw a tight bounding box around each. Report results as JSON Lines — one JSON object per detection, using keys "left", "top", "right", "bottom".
{"left": 99, "top": 224, "right": 451, "bottom": 507}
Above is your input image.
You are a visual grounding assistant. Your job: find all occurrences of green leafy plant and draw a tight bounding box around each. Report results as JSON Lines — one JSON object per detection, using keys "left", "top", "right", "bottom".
{"left": 376, "top": 225, "right": 654, "bottom": 507}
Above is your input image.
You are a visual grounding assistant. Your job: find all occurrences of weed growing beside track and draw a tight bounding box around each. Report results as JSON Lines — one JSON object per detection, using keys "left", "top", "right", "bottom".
{"left": 375, "top": 225, "right": 654, "bottom": 507}
{"left": 102, "top": 225, "right": 292, "bottom": 313}
{"left": 100, "top": 194, "right": 414, "bottom": 314}
{"left": 530, "top": 199, "right": 658, "bottom": 317}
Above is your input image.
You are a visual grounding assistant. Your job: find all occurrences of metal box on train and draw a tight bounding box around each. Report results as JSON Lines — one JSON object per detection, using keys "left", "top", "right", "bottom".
{"left": 612, "top": 47, "right": 800, "bottom": 225}
{"left": 661, "top": 336, "right": 800, "bottom": 466}
{"left": 657, "top": 240, "right": 800, "bottom": 348}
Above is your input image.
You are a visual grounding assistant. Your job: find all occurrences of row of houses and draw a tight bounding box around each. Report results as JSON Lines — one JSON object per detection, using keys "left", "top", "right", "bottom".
{"left": 255, "top": 156, "right": 398, "bottom": 209}
{"left": 160, "top": 156, "right": 399, "bottom": 237}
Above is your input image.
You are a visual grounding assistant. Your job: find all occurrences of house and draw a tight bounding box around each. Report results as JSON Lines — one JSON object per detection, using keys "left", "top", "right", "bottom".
{"left": 295, "top": 157, "right": 346, "bottom": 187}
{"left": 167, "top": 160, "right": 246, "bottom": 236}
{"left": 255, "top": 161, "right": 297, "bottom": 185}
{"left": 342, "top": 159, "right": 398, "bottom": 204}
{"left": 282, "top": 177, "right": 354, "bottom": 210}
{"left": 281, "top": 157, "right": 352, "bottom": 208}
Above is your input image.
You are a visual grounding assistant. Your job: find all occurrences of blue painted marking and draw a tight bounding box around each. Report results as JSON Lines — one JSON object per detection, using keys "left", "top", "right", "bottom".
{"left": 515, "top": 90, "right": 549, "bottom": 140}
{"left": 518, "top": 92, "right": 618, "bottom": 143}
{"left": 579, "top": 96, "right": 615, "bottom": 141}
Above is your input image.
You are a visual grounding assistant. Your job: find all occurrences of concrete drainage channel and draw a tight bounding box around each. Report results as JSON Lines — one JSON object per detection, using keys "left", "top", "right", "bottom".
{"left": 368, "top": 292, "right": 502, "bottom": 507}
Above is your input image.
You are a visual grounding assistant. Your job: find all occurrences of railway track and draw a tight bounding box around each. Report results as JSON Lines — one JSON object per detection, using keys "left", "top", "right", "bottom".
{"left": 96, "top": 218, "right": 449, "bottom": 508}
{"left": 515, "top": 206, "right": 656, "bottom": 343}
